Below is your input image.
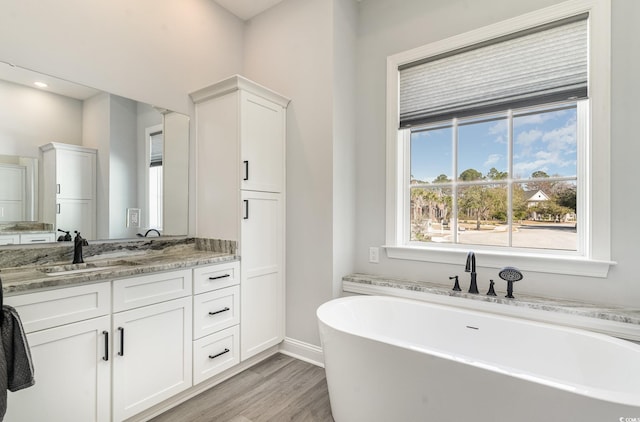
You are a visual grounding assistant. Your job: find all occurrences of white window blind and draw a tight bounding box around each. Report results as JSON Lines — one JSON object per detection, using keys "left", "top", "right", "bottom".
{"left": 399, "top": 14, "right": 588, "bottom": 128}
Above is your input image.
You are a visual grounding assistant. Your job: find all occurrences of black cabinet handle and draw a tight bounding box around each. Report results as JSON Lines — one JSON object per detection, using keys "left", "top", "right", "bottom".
{"left": 208, "top": 307, "right": 230, "bottom": 316}
{"left": 243, "top": 160, "right": 249, "bottom": 181}
{"left": 209, "top": 348, "right": 230, "bottom": 360}
{"left": 118, "top": 326, "right": 124, "bottom": 356}
{"left": 102, "top": 331, "right": 109, "bottom": 361}
{"left": 243, "top": 200, "right": 249, "bottom": 220}
{"left": 208, "top": 274, "right": 231, "bottom": 281}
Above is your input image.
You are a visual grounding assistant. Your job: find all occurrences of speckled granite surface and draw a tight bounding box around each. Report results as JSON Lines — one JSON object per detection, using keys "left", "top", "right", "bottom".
{"left": 343, "top": 273, "right": 640, "bottom": 326}
{"left": 0, "top": 222, "right": 54, "bottom": 234}
{"left": 0, "top": 237, "right": 238, "bottom": 295}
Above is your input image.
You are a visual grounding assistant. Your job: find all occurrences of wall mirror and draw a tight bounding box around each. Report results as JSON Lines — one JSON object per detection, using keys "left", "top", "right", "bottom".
{"left": 0, "top": 61, "right": 189, "bottom": 242}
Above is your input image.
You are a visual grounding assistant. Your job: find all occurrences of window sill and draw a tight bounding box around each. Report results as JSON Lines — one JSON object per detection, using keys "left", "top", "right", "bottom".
{"left": 383, "top": 245, "right": 616, "bottom": 278}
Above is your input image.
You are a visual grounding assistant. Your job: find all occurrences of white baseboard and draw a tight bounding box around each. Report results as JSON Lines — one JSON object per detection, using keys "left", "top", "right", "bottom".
{"left": 279, "top": 337, "right": 324, "bottom": 367}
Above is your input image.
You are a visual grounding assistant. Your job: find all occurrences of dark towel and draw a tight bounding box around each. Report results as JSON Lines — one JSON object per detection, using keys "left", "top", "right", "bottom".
{"left": 0, "top": 304, "right": 35, "bottom": 421}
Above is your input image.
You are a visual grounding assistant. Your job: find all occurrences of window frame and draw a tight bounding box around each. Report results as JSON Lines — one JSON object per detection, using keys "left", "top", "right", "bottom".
{"left": 385, "top": 0, "right": 614, "bottom": 277}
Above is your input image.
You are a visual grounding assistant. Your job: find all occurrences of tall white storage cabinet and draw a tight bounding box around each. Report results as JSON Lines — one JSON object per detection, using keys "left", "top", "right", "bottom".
{"left": 191, "top": 75, "right": 289, "bottom": 361}
{"left": 40, "top": 142, "right": 97, "bottom": 239}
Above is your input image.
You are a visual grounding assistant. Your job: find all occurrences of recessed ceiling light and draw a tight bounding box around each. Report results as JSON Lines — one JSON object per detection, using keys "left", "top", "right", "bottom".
{"left": 34, "top": 81, "right": 48, "bottom": 88}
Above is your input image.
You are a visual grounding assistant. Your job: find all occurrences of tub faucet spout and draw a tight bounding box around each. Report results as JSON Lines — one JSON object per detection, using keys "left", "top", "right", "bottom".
{"left": 465, "top": 251, "right": 479, "bottom": 294}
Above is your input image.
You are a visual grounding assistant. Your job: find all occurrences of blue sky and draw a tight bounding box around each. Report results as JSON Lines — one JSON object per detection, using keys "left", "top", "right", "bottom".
{"left": 410, "top": 107, "right": 577, "bottom": 183}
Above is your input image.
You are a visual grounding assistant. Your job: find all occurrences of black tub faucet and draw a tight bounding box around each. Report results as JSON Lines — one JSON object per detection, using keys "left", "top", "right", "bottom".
{"left": 73, "top": 231, "right": 88, "bottom": 264}
{"left": 465, "top": 251, "right": 479, "bottom": 294}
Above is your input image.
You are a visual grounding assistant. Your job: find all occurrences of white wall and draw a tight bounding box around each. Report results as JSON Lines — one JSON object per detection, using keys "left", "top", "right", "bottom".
{"left": 355, "top": 0, "right": 640, "bottom": 308}
{"left": 331, "top": 0, "right": 357, "bottom": 299}
{"left": 0, "top": 0, "right": 244, "bottom": 115}
{"left": 109, "top": 95, "right": 139, "bottom": 239}
{"left": 0, "top": 79, "right": 82, "bottom": 157}
{"left": 244, "top": 0, "right": 355, "bottom": 344}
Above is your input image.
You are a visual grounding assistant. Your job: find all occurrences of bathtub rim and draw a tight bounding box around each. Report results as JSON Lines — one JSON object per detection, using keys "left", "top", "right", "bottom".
{"left": 317, "top": 295, "right": 640, "bottom": 408}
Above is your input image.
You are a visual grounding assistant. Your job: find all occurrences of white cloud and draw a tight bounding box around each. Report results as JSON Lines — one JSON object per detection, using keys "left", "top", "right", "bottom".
{"left": 516, "top": 129, "right": 543, "bottom": 146}
{"left": 483, "top": 154, "right": 501, "bottom": 168}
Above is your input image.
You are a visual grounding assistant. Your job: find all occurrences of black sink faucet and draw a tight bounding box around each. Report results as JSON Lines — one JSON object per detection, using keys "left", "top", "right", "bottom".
{"left": 73, "top": 231, "right": 89, "bottom": 264}
{"left": 465, "top": 251, "right": 479, "bottom": 294}
{"left": 137, "top": 229, "right": 161, "bottom": 237}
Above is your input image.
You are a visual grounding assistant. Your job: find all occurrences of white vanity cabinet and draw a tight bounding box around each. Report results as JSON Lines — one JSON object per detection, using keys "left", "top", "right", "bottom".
{"left": 0, "top": 234, "right": 19, "bottom": 245}
{"left": 111, "top": 270, "right": 193, "bottom": 422}
{"left": 40, "top": 142, "right": 97, "bottom": 240}
{"left": 191, "top": 75, "right": 289, "bottom": 361}
{"left": 4, "top": 282, "right": 112, "bottom": 422}
{"left": 240, "top": 191, "right": 284, "bottom": 358}
{"left": 192, "top": 262, "right": 240, "bottom": 385}
{"left": 0, "top": 232, "right": 56, "bottom": 245}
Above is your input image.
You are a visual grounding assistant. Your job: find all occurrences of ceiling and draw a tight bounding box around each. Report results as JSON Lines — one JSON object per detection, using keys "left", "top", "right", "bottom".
{"left": 0, "top": 61, "right": 100, "bottom": 100}
{"left": 213, "top": 0, "right": 285, "bottom": 20}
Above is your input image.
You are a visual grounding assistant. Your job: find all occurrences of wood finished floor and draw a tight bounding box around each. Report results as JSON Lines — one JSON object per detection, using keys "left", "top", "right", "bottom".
{"left": 150, "top": 354, "right": 335, "bottom": 422}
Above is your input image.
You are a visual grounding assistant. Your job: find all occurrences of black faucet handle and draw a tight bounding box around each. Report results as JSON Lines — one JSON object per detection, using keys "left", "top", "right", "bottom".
{"left": 449, "top": 275, "right": 461, "bottom": 291}
{"left": 486, "top": 280, "right": 497, "bottom": 296}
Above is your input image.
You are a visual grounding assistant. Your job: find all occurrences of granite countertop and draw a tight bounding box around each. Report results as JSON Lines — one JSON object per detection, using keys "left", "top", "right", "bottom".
{"left": 1, "top": 238, "right": 238, "bottom": 295}
{"left": 0, "top": 222, "right": 55, "bottom": 235}
{"left": 343, "top": 273, "right": 640, "bottom": 327}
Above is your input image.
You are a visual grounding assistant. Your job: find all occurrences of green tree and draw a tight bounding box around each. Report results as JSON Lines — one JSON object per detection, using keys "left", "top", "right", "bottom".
{"left": 458, "top": 185, "right": 498, "bottom": 230}
{"left": 487, "top": 167, "right": 508, "bottom": 180}
{"left": 459, "top": 168, "right": 483, "bottom": 181}
{"left": 553, "top": 182, "right": 577, "bottom": 212}
{"left": 433, "top": 174, "right": 451, "bottom": 183}
{"left": 527, "top": 170, "right": 554, "bottom": 194}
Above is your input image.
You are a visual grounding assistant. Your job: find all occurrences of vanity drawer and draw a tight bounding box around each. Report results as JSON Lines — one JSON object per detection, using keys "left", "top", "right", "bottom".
{"left": 193, "top": 285, "right": 239, "bottom": 339}
{"left": 193, "top": 261, "right": 239, "bottom": 294}
{"left": 193, "top": 325, "right": 239, "bottom": 385}
{"left": 20, "top": 233, "right": 56, "bottom": 244}
{"left": 5, "top": 282, "right": 111, "bottom": 333}
{"left": 113, "top": 269, "right": 192, "bottom": 312}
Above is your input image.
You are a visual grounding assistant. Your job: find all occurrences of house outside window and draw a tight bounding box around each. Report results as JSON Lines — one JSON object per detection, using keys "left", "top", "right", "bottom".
{"left": 385, "top": 0, "right": 614, "bottom": 277}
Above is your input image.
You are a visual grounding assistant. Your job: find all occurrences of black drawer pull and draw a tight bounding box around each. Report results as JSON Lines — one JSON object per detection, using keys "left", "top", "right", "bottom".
{"left": 102, "top": 331, "right": 109, "bottom": 361}
{"left": 208, "top": 307, "right": 230, "bottom": 316}
{"left": 243, "top": 200, "right": 249, "bottom": 220}
{"left": 243, "top": 160, "right": 249, "bottom": 181}
{"left": 208, "top": 274, "right": 231, "bottom": 281}
{"left": 118, "top": 327, "right": 124, "bottom": 356}
{"left": 209, "top": 348, "right": 230, "bottom": 360}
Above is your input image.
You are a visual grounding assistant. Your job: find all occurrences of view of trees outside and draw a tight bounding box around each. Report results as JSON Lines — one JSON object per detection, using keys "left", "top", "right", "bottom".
{"left": 410, "top": 105, "right": 578, "bottom": 251}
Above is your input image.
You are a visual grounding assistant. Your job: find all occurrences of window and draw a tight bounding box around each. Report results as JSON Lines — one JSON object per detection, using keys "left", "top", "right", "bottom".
{"left": 147, "top": 127, "right": 163, "bottom": 230}
{"left": 385, "top": 0, "right": 613, "bottom": 277}
{"left": 408, "top": 102, "right": 581, "bottom": 252}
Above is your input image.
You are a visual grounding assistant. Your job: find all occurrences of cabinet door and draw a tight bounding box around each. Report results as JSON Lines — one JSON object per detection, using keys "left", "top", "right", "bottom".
{"left": 240, "top": 91, "right": 285, "bottom": 193}
{"left": 112, "top": 297, "right": 192, "bottom": 422}
{"left": 240, "top": 191, "right": 284, "bottom": 360}
{"left": 56, "top": 198, "right": 95, "bottom": 239}
{"left": 56, "top": 149, "right": 96, "bottom": 199}
{"left": 5, "top": 316, "right": 111, "bottom": 422}
{"left": 0, "top": 234, "right": 20, "bottom": 245}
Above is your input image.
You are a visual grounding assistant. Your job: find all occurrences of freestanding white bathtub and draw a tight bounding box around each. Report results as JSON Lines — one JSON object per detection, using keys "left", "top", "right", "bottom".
{"left": 317, "top": 295, "right": 640, "bottom": 422}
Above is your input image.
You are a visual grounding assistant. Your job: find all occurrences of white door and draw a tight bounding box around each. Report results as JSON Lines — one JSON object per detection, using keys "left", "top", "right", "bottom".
{"left": 240, "top": 92, "right": 284, "bottom": 193}
{"left": 240, "top": 191, "right": 284, "bottom": 360}
{"left": 111, "top": 297, "right": 192, "bottom": 422}
{"left": 5, "top": 316, "right": 111, "bottom": 422}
